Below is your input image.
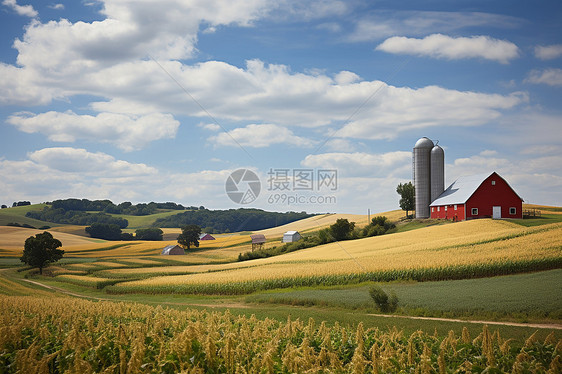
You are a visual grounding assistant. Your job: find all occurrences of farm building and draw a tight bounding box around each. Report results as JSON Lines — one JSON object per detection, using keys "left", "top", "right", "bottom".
{"left": 250, "top": 234, "right": 266, "bottom": 251}
{"left": 161, "top": 245, "right": 185, "bottom": 255}
{"left": 282, "top": 231, "right": 301, "bottom": 243}
{"left": 199, "top": 233, "right": 215, "bottom": 240}
{"left": 430, "top": 171, "right": 523, "bottom": 221}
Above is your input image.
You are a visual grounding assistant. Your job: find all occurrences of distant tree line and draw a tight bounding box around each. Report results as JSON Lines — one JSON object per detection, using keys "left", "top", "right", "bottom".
{"left": 50, "top": 198, "right": 188, "bottom": 216}
{"left": 24, "top": 198, "right": 199, "bottom": 228}
{"left": 85, "top": 224, "right": 164, "bottom": 241}
{"left": 152, "top": 208, "right": 314, "bottom": 233}
{"left": 26, "top": 208, "right": 129, "bottom": 228}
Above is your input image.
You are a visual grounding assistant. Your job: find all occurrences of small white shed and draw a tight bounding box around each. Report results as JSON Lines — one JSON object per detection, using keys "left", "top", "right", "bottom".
{"left": 282, "top": 231, "right": 301, "bottom": 243}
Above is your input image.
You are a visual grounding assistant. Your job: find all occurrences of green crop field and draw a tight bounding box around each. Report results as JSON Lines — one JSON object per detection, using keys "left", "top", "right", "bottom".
{"left": 247, "top": 269, "right": 562, "bottom": 321}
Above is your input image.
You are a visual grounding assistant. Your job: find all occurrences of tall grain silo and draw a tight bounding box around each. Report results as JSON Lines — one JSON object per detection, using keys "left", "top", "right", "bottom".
{"left": 413, "top": 137, "right": 434, "bottom": 218}
{"left": 430, "top": 144, "right": 444, "bottom": 204}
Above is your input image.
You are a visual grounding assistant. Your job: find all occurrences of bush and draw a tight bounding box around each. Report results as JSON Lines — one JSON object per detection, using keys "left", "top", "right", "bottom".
{"left": 369, "top": 285, "right": 398, "bottom": 313}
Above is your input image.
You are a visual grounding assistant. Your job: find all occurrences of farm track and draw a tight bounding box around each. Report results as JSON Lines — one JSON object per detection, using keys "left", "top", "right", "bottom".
{"left": 18, "top": 277, "right": 562, "bottom": 330}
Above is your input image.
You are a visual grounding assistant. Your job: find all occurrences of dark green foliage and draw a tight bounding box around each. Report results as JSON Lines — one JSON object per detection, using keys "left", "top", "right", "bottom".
{"left": 396, "top": 182, "right": 415, "bottom": 217}
{"left": 85, "top": 223, "right": 123, "bottom": 240}
{"left": 238, "top": 236, "right": 318, "bottom": 261}
{"left": 153, "top": 208, "right": 313, "bottom": 232}
{"left": 27, "top": 207, "right": 128, "bottom": 228}
{"left": 362, "top": 216, "right": 396, "bottom": 237}
{"left": 12, "top": 201, "right": 31, "bottom": 207}
{"left": 329, "top": 218, "right": 355, "bottom": 241}
{"left": 177, "top": 225, "right": 201, "bottom": 250}
{"left": 120, "top": 232, "right": 135, "bottom": 240}
{"left": 6, "top": 222, "right": 36, "bottom": 229}
{"left": 135, "top": 228, "right": 163, "bottom": 241}
{"left": 20, "top": 231, "right": 64, "bottom": 274}
{"left": 369, "top": 285, "right": 398, "bottom": 312}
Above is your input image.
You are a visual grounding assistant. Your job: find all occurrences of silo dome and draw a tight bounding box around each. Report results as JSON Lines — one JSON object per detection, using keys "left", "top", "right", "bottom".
{"left": 414, "top": 137, "right": 434, "bottom": 149}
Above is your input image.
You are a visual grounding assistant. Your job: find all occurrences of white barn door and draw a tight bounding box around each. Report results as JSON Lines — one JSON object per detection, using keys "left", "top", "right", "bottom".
{"left": 492, "top": 206, "right": 501, "bottom": 219}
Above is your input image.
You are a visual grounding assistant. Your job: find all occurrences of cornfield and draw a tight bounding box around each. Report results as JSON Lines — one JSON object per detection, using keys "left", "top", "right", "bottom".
{"left": 106, "top": 221, "right": 562, "bottom": 295}
{"left": 0, "top": 296, "right": 559, "bottom": 373}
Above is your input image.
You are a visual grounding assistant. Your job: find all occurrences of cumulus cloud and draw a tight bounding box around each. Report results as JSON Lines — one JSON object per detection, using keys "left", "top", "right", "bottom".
{"left": 209, "top": 124, "right": 314, "bottom": 148}
{"left": 0, "top": 149, "right": 233, "bottom": 206}
{"left": 525, "top": 68, "right": 562, "bottom": 86}
{"left": 2, "top": 0, "right": 37, "bottom": 17}
{"left": 535, "top": 44, "right": 562, "bottom": 60}
{"left": 349, "top": 11, "right": 522, "bottom": 41}
{"left": 302, "top": 151, "right": 411, "bottom": 177}
{"left": 376, "top": 34, "right": 519, "bottom": 63}
{"left": 335, "top": 85, "right": 527, "bottom": 140}
{"left": 48, "top": 3, "right": 64, "bottom": 10}
{"left": 28, "top": 147, "right": 157, "bottom": 175}
{"left": 7, "top": 111, "right": 180, "bottom": 151}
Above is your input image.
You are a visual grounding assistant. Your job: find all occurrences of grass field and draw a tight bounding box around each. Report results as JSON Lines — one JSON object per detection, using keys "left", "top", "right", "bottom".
{"left": 247, "top": 269, "right": 562, "bottom": 321}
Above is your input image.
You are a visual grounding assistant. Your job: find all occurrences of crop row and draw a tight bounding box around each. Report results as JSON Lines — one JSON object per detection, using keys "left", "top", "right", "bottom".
{"left": 0, "top": 295, "right": 559, "bottom": 373}
{"left": 106, "top": 257, "right": 562, "bottom": 295}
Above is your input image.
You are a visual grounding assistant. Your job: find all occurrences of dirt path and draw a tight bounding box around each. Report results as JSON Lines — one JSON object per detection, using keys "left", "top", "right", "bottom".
{"left": 18, "top": 278, "right": 561, "bottom": 329}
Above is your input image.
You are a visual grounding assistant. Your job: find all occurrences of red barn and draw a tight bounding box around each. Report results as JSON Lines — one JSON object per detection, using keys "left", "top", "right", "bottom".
{"left": 430, "top": 172, "right": 523, "bottom": 221}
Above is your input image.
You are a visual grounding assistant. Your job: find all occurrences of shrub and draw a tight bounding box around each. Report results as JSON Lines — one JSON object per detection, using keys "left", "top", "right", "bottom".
{"left": 369, "top": 285, "right": 398, "bottom": 313}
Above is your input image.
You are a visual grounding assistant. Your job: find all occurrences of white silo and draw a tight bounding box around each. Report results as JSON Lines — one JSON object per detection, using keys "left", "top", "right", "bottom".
{"left": 430, "top": 144, "right": 444, "bottom": 204}
{"left": 413, "top": 137, "right": 434, "bottom": 218}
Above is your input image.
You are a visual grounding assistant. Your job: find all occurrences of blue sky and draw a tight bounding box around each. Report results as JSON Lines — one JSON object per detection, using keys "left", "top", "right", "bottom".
{"left": 0, "top": 0, "right": 561, "bottom": 214}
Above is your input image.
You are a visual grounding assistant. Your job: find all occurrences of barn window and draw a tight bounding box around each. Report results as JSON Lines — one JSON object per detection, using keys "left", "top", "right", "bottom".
{"left": 431, "top": 207, "right": 434, "bottom": 212}
{"left": 437, "top": 206, "right": 440, "bottom": 212}
{"left": 509, "top": 207, "right": 516, "bottom": 215}
{"left": 491, "top": 180, "right": 496, "bottom": 185}
{"left": 454, "top": 204, "right": 457, "bottom": 210}
{"left": 471, "top": 208, "right": 478, "bottom": 215}
{"left": 445, "top": 206, "right": 448, "bottom": 211}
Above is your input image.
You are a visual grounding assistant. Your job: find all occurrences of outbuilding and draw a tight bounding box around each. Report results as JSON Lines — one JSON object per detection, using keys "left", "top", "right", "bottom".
{"left": 161, "top": 245, "right": 185, "bottom": 255}
{"left": 199, "top": 233, "right": 215, "bottom": 240}
{"left": 282, "top": 231, "right": 301, "bottom": 243}
{"left": 250, "top": 234, "right": 266, "bottom": 251}
{"left": 430, "top": 171, "right": 523, "bottom": 221}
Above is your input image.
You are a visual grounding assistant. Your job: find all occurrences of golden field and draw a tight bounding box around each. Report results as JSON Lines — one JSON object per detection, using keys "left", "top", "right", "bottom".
{"left": 109, "top": 220, "right": 562, "bottom": 292}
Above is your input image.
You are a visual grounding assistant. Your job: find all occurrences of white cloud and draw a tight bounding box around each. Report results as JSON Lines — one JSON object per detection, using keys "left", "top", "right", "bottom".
{"left": 335, "top": 85, "right": 527, "bottom": 140}
{"left": 7, "top": 111, "right": 180, "bottom": 151}
{"left": 28, "top": 147, "right": 157, "bottom": 175}
{"left": 2, "top": 0, "right": 37, "bottom": 17}
{"left": 209, "top": 124, "right": 314, "bottom": 148}
{"left": 0, "top": 149, "right": 233, "bottom": 207}
{"left": 349, "top": 11, "right": 522, "bottom": 41}
{"left": 525, "top": 68, "right": 562, "bottom": 86}
{"left": 376, "top": 34, "right": 519, "bottom": 64}
{"left": 48, "top": 3, "right": 64, "bottom": 10}
{"left": 302, "top": 151, "right": 411, "bottom": 177}
{"left": 535, "top": 44, "right": 562, "bottom": 60}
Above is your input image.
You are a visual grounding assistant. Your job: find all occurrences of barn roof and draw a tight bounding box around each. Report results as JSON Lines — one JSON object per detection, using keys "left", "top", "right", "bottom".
{"left": 430, "top": 171, "right": 523, "bottom": 206}
{"left": 161, "top": 245, "right": 184, "bottom": 255}
{"left": 250, "top": 234, "right": 266, "bottom": 243}
{"left": 284, "top": 231, "right": 298, "bottom": 235}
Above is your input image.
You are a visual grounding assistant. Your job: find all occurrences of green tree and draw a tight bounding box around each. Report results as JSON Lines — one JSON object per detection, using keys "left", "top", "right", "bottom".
{"left": 85, "top": 223, "right": 122, "bottom": 240}
{"left": 177, "top": 224, "right": 201, "bottom": 250}
{"left": 329, "top": 218, "right": 355, "bottom": 241}
{"left": 135, "top": 228, "right": 163, "bottom": 241}
{"left": 20, "top": 231, "right": 64, "bottom": 274}
{"left": 396, "top": 182, "right": 415, "bottom": 218}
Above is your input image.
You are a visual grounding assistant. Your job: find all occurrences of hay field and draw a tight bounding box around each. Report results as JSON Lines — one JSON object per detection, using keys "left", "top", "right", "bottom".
{"left": 109, "top": 220, "right": 562, "bottom": 293}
